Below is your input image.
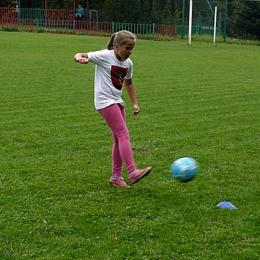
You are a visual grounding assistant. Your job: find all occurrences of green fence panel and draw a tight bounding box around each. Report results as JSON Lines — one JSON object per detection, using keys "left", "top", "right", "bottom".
{"left": 112, "top": 22, "right": 155, "bottom": 37}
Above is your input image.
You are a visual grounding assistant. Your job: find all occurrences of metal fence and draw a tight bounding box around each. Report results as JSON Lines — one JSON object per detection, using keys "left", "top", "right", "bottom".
{"left": 1, "top": 17, "right": 112, "bottom": 35}
{"left": 112, "top": 22, "right": 155, "bottom": 36}
{"left": 0, "top": 7, "right": 74, "bottom": 20}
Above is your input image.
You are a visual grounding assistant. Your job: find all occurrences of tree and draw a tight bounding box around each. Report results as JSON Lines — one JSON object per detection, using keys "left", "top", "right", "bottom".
{"left": 234, "top": 1, "right": 260, "bottom": 40}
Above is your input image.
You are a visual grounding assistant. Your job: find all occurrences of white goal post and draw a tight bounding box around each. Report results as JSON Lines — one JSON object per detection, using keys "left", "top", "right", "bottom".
{"left": 213, "top": 6, "right": 217, "bottom": 45}
{"left": 188, "top": 0, "right": 193, "bottom": 45}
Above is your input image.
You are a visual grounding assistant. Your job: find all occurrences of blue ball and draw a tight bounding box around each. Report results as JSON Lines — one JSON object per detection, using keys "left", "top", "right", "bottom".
{"left": 171, "top": 157, "right": 199, "bottom": 182}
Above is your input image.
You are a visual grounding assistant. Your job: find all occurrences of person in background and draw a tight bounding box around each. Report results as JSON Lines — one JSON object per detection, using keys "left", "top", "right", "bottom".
{"left": 74, "top": 30, "right": 152, "bottom": 188}
{"left": 75, "top": 4, "right": 84, "bottom": 20}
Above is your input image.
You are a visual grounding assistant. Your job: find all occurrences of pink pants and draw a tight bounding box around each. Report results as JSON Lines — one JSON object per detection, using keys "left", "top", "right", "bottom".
{"left": 98, "top": 104, "right": 136, "bottom": 176}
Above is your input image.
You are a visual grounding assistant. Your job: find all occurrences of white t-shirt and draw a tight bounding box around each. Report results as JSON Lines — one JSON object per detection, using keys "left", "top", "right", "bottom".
{"left": 88, "top": 49, "right": 133, "bottom": 110}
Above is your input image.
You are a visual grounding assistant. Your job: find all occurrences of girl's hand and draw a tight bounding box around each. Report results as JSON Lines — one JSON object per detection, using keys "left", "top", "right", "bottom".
{"left": 133, "top": 104, "right": 140, "bottom": 115}
{"left": 78, "top": 58, "right": 89, "bottom": 64}
{"left": 74, "top": 53, "right": 89, "bottom": 64}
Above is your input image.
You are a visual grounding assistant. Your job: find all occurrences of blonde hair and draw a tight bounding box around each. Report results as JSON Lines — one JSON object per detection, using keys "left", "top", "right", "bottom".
{"left": 107, "top": 30, "right": 136, "bottom": 50}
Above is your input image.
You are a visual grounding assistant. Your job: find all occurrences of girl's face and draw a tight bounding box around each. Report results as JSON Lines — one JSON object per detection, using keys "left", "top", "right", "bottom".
{"left": 114, "top": 39, "right": 135, "bottom": 61}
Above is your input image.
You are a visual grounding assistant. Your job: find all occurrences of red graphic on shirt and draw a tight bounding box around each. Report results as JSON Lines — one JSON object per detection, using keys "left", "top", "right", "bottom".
{"left": 111, "top": 65, "right": 128, "bottom": 90}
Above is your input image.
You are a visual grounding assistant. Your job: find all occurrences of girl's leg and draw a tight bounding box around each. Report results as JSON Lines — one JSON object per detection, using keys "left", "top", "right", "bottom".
{"left": 111, "top": 131, "right": 122, "bottom": 176}
{"left": 98, "top": 104, "right": 136, "bottom": 176}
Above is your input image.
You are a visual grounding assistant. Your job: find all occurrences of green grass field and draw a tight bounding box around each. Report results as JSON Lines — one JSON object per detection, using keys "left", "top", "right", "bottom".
{"left": 1, "top": 31, "right": 259, "bottom": 259}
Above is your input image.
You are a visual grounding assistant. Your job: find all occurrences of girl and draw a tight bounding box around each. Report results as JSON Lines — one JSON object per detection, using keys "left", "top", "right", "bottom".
{"left": 74, "top": 30, "right": 151, "bottom": 188}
